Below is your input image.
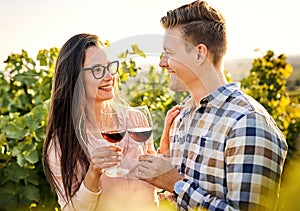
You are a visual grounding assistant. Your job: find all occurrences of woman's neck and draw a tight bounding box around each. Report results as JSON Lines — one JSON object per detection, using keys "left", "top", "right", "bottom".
{"left": 85, "top": 100, "right": 104, "bottom": 132}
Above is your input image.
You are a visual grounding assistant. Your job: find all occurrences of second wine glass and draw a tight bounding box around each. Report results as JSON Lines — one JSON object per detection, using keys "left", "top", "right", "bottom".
{"left": 100, "top": 108, "right": 129, "bottom": 177}
{"left": 127, "top": 105, "right": 153, "bottom": 154}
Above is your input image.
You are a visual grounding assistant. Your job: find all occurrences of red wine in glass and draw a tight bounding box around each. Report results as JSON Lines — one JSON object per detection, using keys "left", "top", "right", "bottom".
{"left": 100, "top": 108, "right": 129, "bottom": 177}
{"left": 127, "top": 106, "right": 153, "bottom": 154}
{"left": 101, "top": 130, "right": 126, "bottom": 144}
{"left": 127, "top": 127, "right": 152, "bottom": 143}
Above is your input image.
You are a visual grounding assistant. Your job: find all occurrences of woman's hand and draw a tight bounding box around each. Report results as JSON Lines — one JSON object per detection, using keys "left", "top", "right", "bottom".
{"left": 90, "top": 145, "right": 122, "bottom": 171}
{"left": 84, "top": 145, "right": 121, "bottom": 192}
{"left": 159, "top": 105, "right": 185, "bottom": 155}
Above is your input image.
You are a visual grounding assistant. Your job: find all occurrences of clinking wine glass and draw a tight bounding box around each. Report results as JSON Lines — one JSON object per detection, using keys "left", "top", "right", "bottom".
{"left": 127, "top": 105, "right": 153, "bottom": 154}
{"left": 100, "top": 108, "right": 129, "bottom": 177}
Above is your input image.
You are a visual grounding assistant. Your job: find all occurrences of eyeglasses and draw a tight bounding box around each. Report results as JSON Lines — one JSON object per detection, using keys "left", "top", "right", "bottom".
{"left": 83, "top": 61, "right": 119, "bottom": 79}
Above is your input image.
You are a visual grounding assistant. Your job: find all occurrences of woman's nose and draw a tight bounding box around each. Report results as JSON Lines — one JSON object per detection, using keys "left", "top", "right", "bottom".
{"left": 103, "top": 70, "right": 114, "bottom": 80}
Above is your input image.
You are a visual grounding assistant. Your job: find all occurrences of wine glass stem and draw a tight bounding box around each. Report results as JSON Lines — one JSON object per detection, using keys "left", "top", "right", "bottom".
{"left": 141, "top": 142, "right": 147, "bottom": 154}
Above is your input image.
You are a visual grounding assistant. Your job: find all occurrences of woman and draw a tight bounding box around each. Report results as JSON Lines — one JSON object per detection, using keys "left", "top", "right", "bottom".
{"left": 43, "top": 33, "right": 157, "bottom": 211}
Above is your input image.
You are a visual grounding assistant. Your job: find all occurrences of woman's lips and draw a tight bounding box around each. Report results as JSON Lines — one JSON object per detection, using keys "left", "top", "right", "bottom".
{"left": 98, "top": 85, "right": 113, "bottom": 91}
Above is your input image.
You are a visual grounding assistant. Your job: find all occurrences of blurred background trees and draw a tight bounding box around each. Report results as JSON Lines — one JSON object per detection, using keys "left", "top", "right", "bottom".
{"left": 0, "top": 46, "right": 299, "bottom": 210}
{"left": 0, "top": 48, "right": 60, "bottom": 210}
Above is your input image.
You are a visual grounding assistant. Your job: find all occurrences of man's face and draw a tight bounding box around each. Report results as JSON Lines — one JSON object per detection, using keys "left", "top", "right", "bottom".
{"left": 159, "top": 27, "right": 198, "bottom": 92}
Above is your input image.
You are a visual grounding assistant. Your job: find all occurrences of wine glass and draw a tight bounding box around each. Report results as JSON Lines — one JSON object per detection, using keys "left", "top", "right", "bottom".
{"left": 100, "top": 108, "right": 129, "bottom": 177}
{"left": 127, "top": 105, "right": 153, "bottom": 154}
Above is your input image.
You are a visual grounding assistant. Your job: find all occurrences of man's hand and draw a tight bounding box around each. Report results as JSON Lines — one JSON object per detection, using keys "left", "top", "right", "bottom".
{"left": 136, "top": 154, "right": 184, "bottom": 192}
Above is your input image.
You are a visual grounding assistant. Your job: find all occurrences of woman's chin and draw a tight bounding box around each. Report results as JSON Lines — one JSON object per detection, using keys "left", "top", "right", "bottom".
{"left": 96, "top": 93, "right": 114, "bottom": 102}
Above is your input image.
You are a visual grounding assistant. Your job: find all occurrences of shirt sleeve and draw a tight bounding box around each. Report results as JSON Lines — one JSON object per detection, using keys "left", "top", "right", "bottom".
{"left": 61, "top": 182, "right": 102, "bottom": 211}
{"left": 48, "top": 143, "right": 102, "bottom": 211}
{"left": 176, "top": 112, "right": 288, "bottom": 211}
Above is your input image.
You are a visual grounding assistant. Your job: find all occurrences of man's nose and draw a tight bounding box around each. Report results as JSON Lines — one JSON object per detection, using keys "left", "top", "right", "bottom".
{"left": 159, "top": 54, "right": 168, "bottom": 68}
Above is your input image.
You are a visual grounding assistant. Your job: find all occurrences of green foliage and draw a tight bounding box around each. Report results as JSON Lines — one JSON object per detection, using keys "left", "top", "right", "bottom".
{"left": 0, "top": 49, "right": 59, "bottom": 210}
{"left": 224, "top": 69, "right": 233, "bottom": 83}
{"left": 277, "top": 155, "right": 300, "bottom": 210}
{"left": 285, "top": 103, "right": 300, "bottom": 155}
{"left": 240, "top": 50, "right": 300, "bottom": 156}
{"left": 241, "top": 51, "right": 291, "bottom": 131}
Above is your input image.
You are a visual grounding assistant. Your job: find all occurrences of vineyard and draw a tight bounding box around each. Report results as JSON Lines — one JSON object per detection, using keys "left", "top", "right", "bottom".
{"left": 0, "top": 46, "right": 299, "bottom": 210}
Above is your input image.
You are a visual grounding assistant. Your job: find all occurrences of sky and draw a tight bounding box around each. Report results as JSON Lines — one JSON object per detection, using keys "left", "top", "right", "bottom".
{"left": 0, "top": 0, "right": 299, "bottom": 69}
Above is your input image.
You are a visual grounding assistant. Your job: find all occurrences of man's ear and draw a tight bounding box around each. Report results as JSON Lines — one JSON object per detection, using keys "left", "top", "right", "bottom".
{"left": 197, "top": 54, "right": 201, "bottom": 60}
{"left": 196, "top": 44, "right": 207, "bottom": 63}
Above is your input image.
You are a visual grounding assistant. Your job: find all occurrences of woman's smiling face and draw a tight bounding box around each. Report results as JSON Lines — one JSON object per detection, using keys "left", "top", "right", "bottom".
{"left": 83, "top": 46, "right": 115, "bottom": 103}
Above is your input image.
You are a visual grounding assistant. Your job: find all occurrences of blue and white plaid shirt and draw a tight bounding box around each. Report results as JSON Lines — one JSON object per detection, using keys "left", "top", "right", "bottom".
{"left": 169, "top": 83, "right": 288, "bottom": 210}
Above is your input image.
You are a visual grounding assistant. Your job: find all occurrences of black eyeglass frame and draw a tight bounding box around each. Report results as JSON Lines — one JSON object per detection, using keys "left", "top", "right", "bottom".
{"left": 82, "top": 61, "right": 119, "bottom": 79}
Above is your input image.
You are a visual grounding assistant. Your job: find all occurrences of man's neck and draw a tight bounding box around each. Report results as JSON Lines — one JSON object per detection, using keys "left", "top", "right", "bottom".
{"left": 189, "top": 62, "right": 227, "bottom": 106}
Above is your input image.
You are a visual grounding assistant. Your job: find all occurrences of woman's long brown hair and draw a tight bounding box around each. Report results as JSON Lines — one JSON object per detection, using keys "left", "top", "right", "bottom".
{"left": 43, "top": 33, "right": 102, "bottom": 203}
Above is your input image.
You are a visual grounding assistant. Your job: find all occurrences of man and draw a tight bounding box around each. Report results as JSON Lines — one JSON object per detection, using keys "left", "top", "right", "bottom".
{"left": 136, "top": 1, "right": 288, "bottom": 210}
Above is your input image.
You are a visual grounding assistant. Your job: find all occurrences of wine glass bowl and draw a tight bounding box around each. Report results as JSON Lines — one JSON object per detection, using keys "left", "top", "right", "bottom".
{"left": 101, "top": 130, "right": 126, "bottom": 144}
{"left": 100, "top": 108, "right": 129, "bottom": 177}
{"left": 127, "top": 127, "right": 152, "bottom": 143}
{"left": 127, "top": 106, "right": 153, "bottom": 154}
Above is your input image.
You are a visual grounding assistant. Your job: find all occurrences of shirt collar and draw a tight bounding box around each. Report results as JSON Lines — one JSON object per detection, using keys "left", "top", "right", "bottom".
{"left": 204, "top": 82, "right": 241, "bottom": 108}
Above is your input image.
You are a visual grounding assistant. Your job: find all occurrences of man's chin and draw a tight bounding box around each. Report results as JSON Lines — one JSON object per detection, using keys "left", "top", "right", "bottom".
{"left": 169, "top": 85, "right": 187, "bottom": 92}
